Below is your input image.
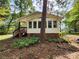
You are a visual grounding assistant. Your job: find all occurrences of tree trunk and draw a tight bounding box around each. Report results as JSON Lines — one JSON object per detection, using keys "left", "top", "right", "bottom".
{"left": 74, "top": 20, "right": 77, "bottom": 32}
{"left": 40, "top": 0, "right": 47, "bottom": 42}
{"left": 7, "top": 15, "right": 13, "bottom": 32}
{"left": 18, "top": 0, "right": 22, "bottom": 38}
{"left": 18, "top": 21, "right": 21, "bottom": 37}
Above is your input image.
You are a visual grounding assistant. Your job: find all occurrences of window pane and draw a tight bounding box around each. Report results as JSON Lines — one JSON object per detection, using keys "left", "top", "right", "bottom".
{"left": 38, "top": 21, "right": 41, "bottom": 28}
{"left": 29, "top": 22, "right": 32, "bottom": 28}
{"left": 53, "top": 21, "right": 57, "bottom": 28}
{"left": 33, "top": 21, "right": 37, "bottom": 28}
{"left": 48, "top": 21, "right": 52, "bottom": 28}
{"left": 38, "top": 21, "right": 47, "bottom": 28}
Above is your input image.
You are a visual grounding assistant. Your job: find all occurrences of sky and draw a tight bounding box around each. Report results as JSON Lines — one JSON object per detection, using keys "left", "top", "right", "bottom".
{"left": 10, "top": 0, "right": 74, "bottom": 13}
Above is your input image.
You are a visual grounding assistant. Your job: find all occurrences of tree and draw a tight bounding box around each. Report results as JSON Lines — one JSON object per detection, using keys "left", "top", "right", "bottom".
{"left": 65, "top": 0, "right": 79, "bottom": 32}
{"left": 40, "top": 0, "right": 47, "bottom": 41}
{"left": 0, "top": 0, "right": 10, "bottom": 21}
{"left": 0, "top": 7, "right": 10, "bottom": 21}
{"left": 14, "top": 0, "right": 34, "bottom": 37}
{"left": 35, "top": 0, "right": 72, "bottom": 41}
{"left": 0, "top": 0, "right": 10, "bottom": 34}
{"left": 14, "top": 0, "right": 34, "bottom": 17}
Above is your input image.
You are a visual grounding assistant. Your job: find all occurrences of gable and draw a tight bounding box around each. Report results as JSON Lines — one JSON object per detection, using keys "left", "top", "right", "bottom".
{"left": 17, "top": 12, "right": 62, "bottom": 23}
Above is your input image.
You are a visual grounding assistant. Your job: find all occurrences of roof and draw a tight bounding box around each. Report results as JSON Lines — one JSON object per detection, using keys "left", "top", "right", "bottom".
{"left": 17, "top": 12, "right": 63, "bottom": 22}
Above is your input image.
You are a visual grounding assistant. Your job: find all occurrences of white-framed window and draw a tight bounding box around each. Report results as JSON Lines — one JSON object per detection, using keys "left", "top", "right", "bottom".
{"left": 48, "top": 21, "right": 52, "bottom": 28}
{"left": 38, "top": 21, "right": 41, "bottom": 28}
{"left": 29, "top": 21, "right": 32, "bottom": 28}
{"left": 33, "top": 21, "right": 37, "bottom": 28}
{"left": 53, "top": 21, "right": 57, "bottom": 28}
{"left": 38, "top": 21, "right": 47, "bottom": 28}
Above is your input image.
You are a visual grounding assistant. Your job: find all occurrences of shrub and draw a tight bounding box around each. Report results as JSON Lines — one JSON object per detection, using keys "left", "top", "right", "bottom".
{"left": 59, "top": 32, "right": 68, "bottom": 37}
{"left": 13, "top": 36, "right": 39, "bottom": 48}
{"left": 48, "top": 38, "right": 68, "bottom": 43}
{"left": 69, "top": 32, "right": 79, "bottom": 35}
{"left": 0, "top": 26, "right": 7, "bottom": 35}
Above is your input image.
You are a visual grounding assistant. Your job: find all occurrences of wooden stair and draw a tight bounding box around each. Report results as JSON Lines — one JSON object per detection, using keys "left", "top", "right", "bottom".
{"left": 13, "top": 27, "right": 27, "bottom": 37}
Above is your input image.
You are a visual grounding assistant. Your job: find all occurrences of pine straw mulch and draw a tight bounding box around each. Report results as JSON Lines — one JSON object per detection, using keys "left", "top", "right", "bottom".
{"left": 0, "top": 38, "right": 79, "bottom": 59}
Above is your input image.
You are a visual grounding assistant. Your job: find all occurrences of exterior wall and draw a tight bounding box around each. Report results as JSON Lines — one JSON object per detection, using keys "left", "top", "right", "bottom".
{"left": 27, "top": 18, "right": 60, "bottom": 33}
{"left": 27, "top": 33, "right": 59, "bottom": 38}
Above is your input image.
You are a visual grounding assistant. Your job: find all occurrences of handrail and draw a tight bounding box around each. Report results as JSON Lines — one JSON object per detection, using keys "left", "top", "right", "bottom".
{"left": 13, "top": 27, "right": 27, "bottom": 34}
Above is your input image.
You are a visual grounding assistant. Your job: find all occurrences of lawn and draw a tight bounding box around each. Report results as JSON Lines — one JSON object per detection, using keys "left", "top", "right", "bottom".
{"left": 0, "top": 34, "right": 13, "bottom": 40}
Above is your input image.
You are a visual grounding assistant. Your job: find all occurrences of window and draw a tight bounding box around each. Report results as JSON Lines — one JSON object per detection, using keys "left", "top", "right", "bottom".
{"left": 29, "top": 21, "right": 32, "bottom": 28}
{"left": 38, "top": 21, "right": 41, "bottom": 28}
{"left": 38, "top": 21, "right": 47, "bottom": 28}
{"left": 53, "top": 21, "right": 57, "bottom": 28}
{"left": 33, "top": 21, "right": 37, "bottom": 28}
{"left": 48, "top": 21, "right": 52, "bottom": 28}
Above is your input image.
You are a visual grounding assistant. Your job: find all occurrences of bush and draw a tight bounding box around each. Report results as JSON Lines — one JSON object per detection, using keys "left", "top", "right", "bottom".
{"left": 48, "top": 38, "right": 68, "bottom": 43}
{"left": 59, "top": 32, "right": 68, "bottom": 37}
{"left": 69, "top": 32, "right": 79, "bottom": 35}
{"left": 0, "top": 26, "right": 7, "bottom": 35}
{"left": 13, "top": 36, "right": 39, "bottom": 48}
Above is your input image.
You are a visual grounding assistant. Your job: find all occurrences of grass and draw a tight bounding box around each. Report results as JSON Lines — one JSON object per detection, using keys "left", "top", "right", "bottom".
{"left": 0, "top": 34, "right": 13, "bottom": 41}
{"left": 48, "top": 38, "right": 68, "bottom": 43}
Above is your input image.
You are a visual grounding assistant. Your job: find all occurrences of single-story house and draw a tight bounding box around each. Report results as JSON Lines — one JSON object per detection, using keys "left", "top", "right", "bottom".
{"left": 14, "top": 12, "right": 62, "bottom": 38}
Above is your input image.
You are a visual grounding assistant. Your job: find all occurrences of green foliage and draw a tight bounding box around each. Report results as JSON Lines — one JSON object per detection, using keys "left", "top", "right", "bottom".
{"left": 65, "top": 0, "right": 79, "bottom": 22}
{"left": 48, "top": 38, "right": 68, "bottom": 43}
{"left": 0, "top": 7, "right": 10, "bottom": 21}
{"left": 0, "top": 29, "right": 7, "bottom": 35}
{"left": 14, "top": 0, "right": 34, "bottom": 17}
{"left": 64, "top": 0, "right": 79, "bottom": 33}
{"left": 69, "top": 32, "right": 79, "bottom": 35}
{"left": 0, "top": 0, "right": 10, "bottom": 34}
{"left": 0, "top": 24, "right": 7, "bottom": 35}
{"left": 60, "top": 31, "right": 69, "bottom": 37}
{"left": 0, "top": 0, "right": 10, "bottom": 21}
{"left": 13, "top": 36, "right": 39, "bottom": 48}
{"left": 0, "top": 0, "right": 10, "bottom": 6}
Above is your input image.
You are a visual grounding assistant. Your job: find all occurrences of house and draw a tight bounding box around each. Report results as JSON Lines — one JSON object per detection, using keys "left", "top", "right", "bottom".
{"left": 14, "top": 12, "right": 62, "bottom": 38}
